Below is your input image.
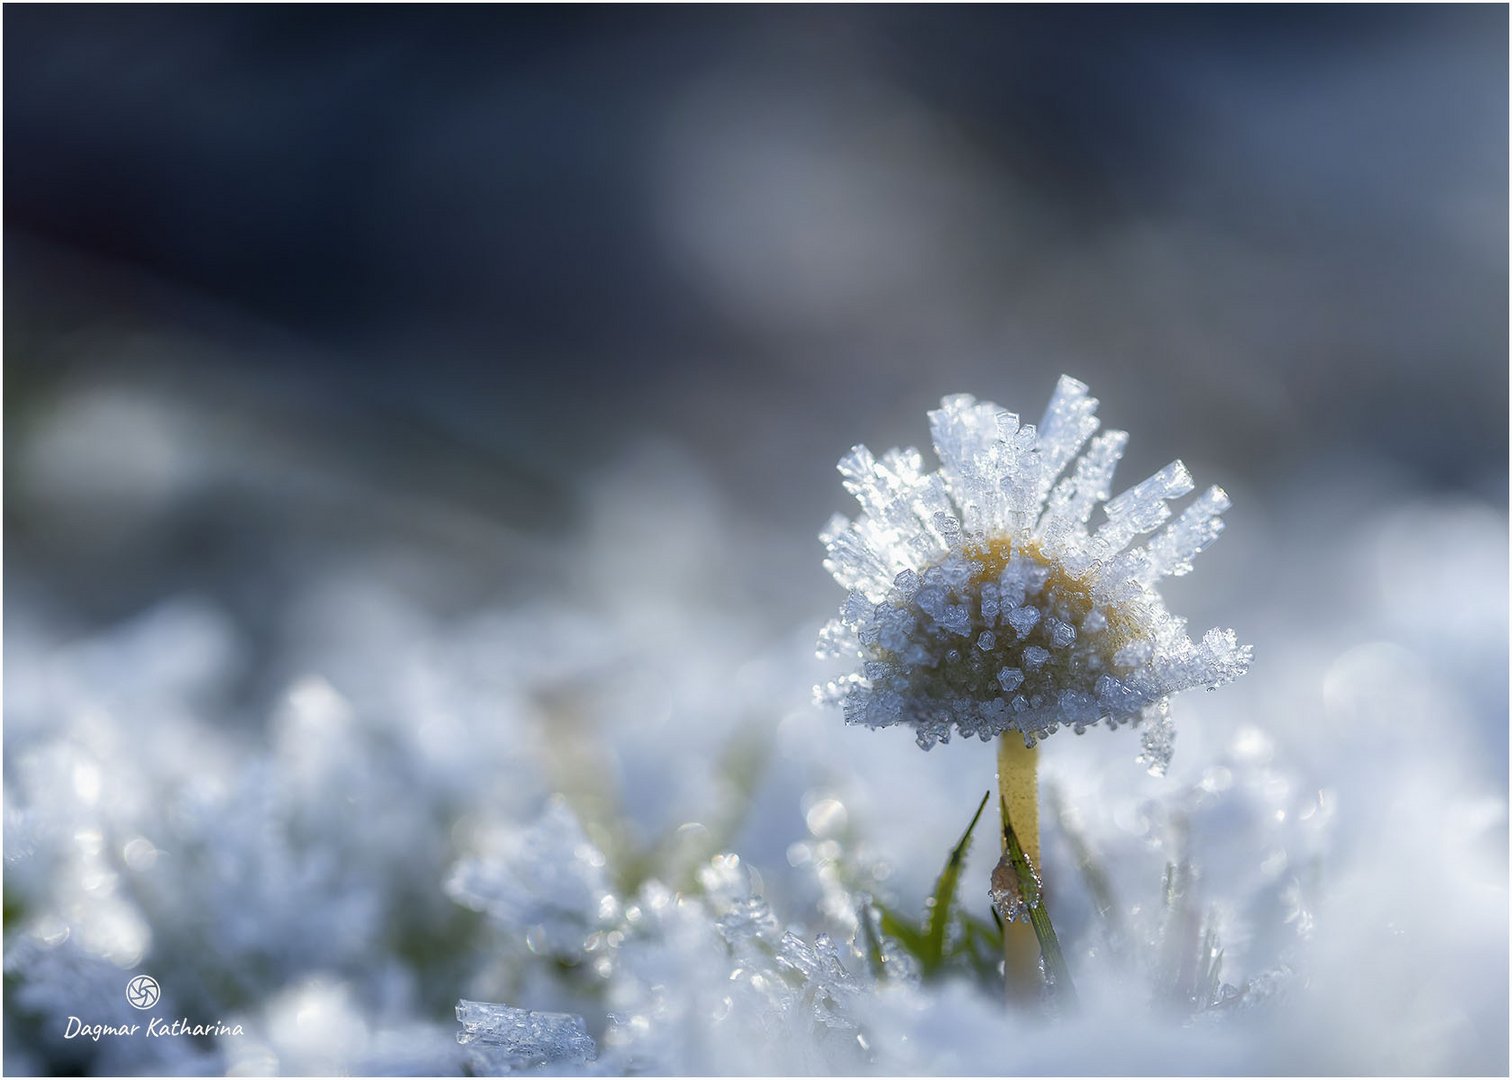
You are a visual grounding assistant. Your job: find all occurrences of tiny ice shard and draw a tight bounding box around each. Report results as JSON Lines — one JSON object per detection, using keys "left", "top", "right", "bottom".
{"left": 1005, "top": 605, "right": 1040, "bottom": 638}
{"left": 702, "top": 852, "right": 781, "bottom": 947}
{"left": 774, "top": 931, "right": 860, "bottom": 1030}
{"left": 455, "top": 1000, "right": 597, "bottom": 1073}
{"left": 1137, "top": 699, "right": 1176, "bottom": 777}
{"left": 444, "top": 798, "right": 612, "bottom": 957}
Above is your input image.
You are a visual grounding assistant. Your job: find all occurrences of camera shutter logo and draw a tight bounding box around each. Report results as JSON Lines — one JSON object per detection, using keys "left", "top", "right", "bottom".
{"left": 125, "top": 975, "right": 161, "bottom": 1011}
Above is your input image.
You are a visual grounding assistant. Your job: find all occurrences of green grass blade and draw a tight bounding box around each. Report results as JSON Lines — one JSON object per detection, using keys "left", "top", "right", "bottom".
{"left": 1000, "top": 796, "right": 1078, "bottom": 1006}
{"left": 958, "top": 913, "right": 1007, "bottom": 982}
{"left": 921, "top": 790, "right": 991, "bottom": 974}
{"left": 877, "top": 904, "right": 928, "bottom": 960}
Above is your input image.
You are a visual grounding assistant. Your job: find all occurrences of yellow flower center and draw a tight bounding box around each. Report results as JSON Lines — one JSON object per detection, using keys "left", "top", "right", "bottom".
{"left": 908, "top": 535, "right": 1148, "bottom": 709}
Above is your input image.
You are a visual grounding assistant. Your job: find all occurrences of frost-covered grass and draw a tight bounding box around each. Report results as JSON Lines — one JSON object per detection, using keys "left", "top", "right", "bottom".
{"left": 4, "top": 416, "right": 1507, "bottom": 1076}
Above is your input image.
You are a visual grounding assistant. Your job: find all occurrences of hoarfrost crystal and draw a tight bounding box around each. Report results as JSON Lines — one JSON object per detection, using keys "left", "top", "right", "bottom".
{"left": 455, "top": 1000, "right": 597, "bottom": 1072}
{"left": 445, "top": 797, "right": 614, "bottom": 958}
{"left": 817, "top": 376, "right": 1250, "bottom": 753}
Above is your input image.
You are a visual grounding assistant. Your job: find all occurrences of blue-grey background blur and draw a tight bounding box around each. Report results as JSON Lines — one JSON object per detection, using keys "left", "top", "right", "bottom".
{"left": 8, "top": 6, "right": 1506, "bottom": 625}
{"left": 4, "top": 5, "right": 1508, "bottom": 1075}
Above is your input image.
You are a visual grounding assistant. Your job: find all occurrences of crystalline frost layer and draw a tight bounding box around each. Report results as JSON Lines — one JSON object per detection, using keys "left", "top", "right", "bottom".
{"left": 455, "top": 1000, "right": 597, "bottom": 1072}
{"left": 583, "top": 854, "right": 870, "bottom": 1074}
{"left": 445, "top": 797, "right": 614, "bottom": 958}
{"left": 818, "top": 375, "right": 1250, "bottom": 752}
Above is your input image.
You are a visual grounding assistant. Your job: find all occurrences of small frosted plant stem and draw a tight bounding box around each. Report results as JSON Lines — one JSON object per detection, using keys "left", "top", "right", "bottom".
{"left": 997, "top": 734, "right": 1040, "bottom": 996}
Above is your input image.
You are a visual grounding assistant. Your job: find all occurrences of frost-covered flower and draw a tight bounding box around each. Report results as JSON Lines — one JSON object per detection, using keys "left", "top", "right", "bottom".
{"left": 817, "top": 376, "right": 1250, "bottom": 763}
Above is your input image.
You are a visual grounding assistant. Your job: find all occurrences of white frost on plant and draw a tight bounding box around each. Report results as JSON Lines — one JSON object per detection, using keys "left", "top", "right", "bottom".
{"left": 817, "top": 376, "right": 1251, "bottom": 761}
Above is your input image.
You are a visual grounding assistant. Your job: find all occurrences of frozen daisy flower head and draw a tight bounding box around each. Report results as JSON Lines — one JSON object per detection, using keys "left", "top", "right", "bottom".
{"left": 817, "top": 376, "right": 1250, "bottom": 762}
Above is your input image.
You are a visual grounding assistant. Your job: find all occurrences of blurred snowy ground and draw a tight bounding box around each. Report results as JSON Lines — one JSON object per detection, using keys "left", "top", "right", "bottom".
{"left": 4, "top": 6, "right": 1507, "bottom": 1076}
{"left": 5, "top": 396, "right": 1505, "bottom": 1074}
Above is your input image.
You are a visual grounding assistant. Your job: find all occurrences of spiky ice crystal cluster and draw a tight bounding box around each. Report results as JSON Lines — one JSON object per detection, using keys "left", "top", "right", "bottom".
{"left": 817, "top": 376, "right": 1250, "bottom": 759}
{"left": 455, "top": 1000, "right": 597, "bottom": 1072}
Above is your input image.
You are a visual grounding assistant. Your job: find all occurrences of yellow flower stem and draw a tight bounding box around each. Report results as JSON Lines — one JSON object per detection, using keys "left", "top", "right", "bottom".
{"left": 997, "top": 733, "right": 1040, "bottom": 999}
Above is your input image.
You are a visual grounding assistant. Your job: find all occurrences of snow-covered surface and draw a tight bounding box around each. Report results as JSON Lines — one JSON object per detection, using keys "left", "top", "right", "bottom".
{"left": 4, "top": 403, "right": 1506, "bottom": 1075}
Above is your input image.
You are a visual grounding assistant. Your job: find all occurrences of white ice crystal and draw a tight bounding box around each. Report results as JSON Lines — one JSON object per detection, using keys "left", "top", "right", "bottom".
{"left": 817, "top": 376, "right": 1251, "bottom": 755}
{"left": 455, "top": 1000, "right": 597, "bottom": 1073}
{"left": 589, "top": 855, "right": 872, "bottom": 1075}
{"left": 445, "top": 797, "right": 616, "bottom": 959}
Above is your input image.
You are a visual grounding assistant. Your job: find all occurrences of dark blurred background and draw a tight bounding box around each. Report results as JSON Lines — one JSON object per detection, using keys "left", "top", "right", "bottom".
{"left": 6, "top": 3, "right": 1508, "bottom": 650}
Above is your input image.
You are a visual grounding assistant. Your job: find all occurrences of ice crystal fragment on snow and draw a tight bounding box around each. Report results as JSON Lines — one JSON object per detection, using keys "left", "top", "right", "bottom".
{"left": 702, "top": 852, "right": 783, "bottom": 946}
{"left": 775, "top": 931, "right": 861, "bottom": 1029}
{"left": 817, "top": 377, "right": 1249, "bottom": 756}
{"left": 592, "top": 853, "right": 879, "bottom": 1073}
{"left": 445, "top": 798, "right": 612, "bottom": 957}
{"left": 455, "top": 1000, "right": 596, "bottom": 1073}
